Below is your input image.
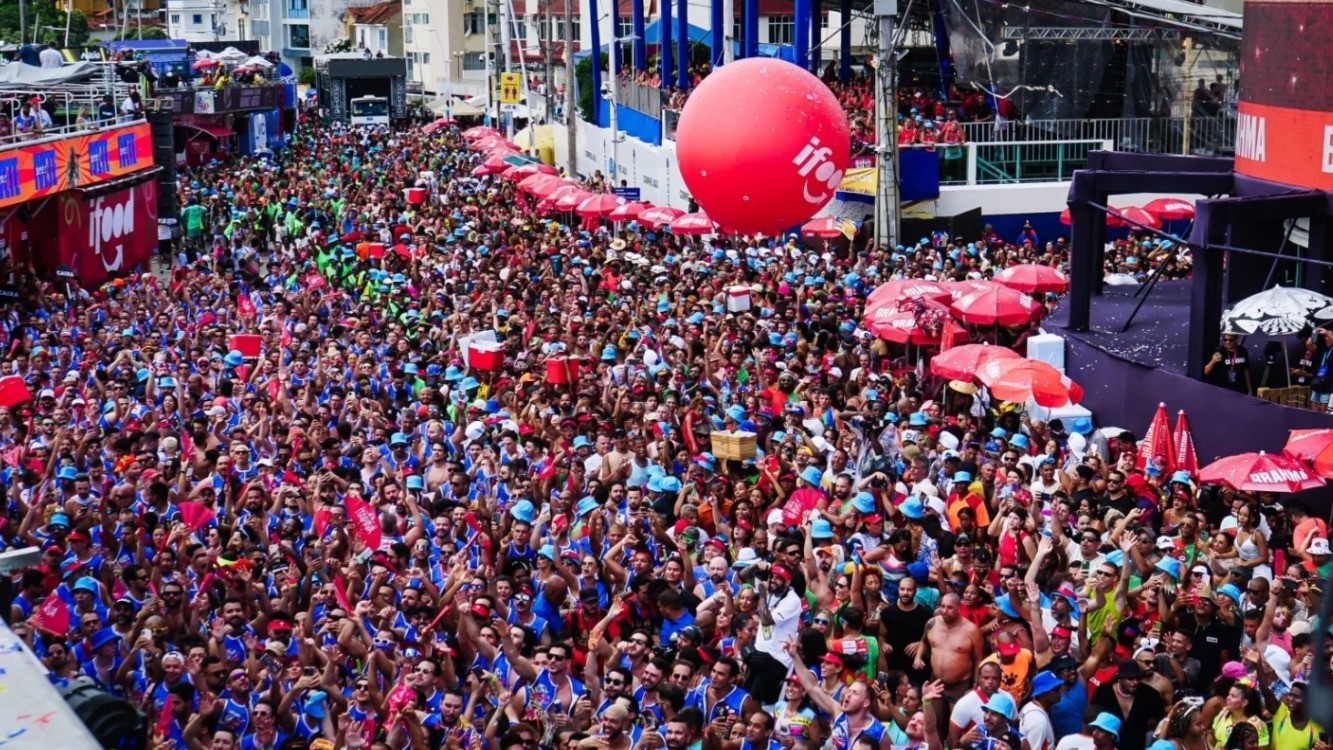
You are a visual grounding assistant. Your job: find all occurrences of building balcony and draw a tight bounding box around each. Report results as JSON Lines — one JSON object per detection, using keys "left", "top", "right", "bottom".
{"left": 282, "top": 6, "right": 309, "bottom": 18}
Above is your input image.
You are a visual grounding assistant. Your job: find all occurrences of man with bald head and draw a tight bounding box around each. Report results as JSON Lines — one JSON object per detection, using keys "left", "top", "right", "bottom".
{"left": 915, "top": 593, "right": 985, "bottom": 702}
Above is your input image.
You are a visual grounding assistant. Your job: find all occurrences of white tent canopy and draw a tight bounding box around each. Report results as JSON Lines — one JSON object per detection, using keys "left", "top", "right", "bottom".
{"left": 243, "top": 55, "right": 274, "bottom": 68}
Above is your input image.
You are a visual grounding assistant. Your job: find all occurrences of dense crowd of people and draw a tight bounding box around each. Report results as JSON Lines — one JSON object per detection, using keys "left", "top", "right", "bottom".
{"left": 0, "top": 106, "right": 1318, "bottom": 750}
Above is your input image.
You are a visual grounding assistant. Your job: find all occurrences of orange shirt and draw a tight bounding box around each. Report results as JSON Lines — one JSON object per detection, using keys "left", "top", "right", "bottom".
{"left": 982, "top": 649, "right": 1036, "bottom": 703}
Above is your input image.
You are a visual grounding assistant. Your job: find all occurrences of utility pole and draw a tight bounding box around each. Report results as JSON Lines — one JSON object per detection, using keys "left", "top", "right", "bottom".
{"left": 563, "top": 0, "right": 576, "bottom": 176}
{"left": 873, "top": 0, "right": 899, "bottom": 251}
{"left": 18, "top": 0, "right": 27, "bottom": 45}
{"left": 543, "top": 0, "right": 553, "bottom": 125}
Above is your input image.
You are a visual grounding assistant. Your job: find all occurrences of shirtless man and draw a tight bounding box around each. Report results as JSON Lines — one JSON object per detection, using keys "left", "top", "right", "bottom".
{"left": 912, "top": 593, "right": 985, "bottom": 702}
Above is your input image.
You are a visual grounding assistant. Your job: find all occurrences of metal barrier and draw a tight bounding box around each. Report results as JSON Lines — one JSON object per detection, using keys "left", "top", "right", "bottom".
{"left": 971, "top": 139, "right": 1110, "bottom": 184}
{"left": 0, "top": 116, "right": 147, "bottom": 151}
{"left": 615, "top": 77, "right": 665, "bottom": 116}
{"left": 960, "top": 115, "right": 1235, "bottom": 155}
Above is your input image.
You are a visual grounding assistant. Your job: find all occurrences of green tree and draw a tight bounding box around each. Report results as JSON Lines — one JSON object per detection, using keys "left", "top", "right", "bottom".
{"left": 0, "top": 0, "right": 90, "bottom": 47}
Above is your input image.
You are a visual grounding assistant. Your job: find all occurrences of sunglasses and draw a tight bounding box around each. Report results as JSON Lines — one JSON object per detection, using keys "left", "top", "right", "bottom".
{"left": 813, "top": 618, "right": 831, "bottom": 626}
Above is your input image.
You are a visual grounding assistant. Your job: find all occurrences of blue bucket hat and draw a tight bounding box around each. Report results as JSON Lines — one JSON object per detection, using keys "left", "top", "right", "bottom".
{"left": 576, "top": 496, "right": 599, "bottom": 516}
{"left": 953, "top": 471, "right": 973, "bottom": 484}
{"left": 73, "top": 576, "right": 99, "bottom": 594}
{"left": 460, "top": 377, "right": 480, "bottom": 392}
{"left": 1031, "top": 670, "right": 1063, "bottom": 697}
{"left": 1217, "top": 583, "right": 1243, "bottom": 604}
{"left": 900, "top": 498, "right": 925, "bottom": 519}
{"left": 510, "top": 500, "right": 535, "bottom": 523}
{"left": 908, "top": 412, "right": 927, "bottom": 427}
{"left": 1155, "top": 556, "right": 1182, "bottom": 579}
{"left": 725, "top": 404, "right": 746, "bottom": 423}
{"left": 224, "top": 351, "right": 245, "bottom": 367}
{"left": 646, "top": 476, "right": 664, "bottom": 493}
{"left": 89, "top": 627, "right": 120, "bottom": 651}
{"left": 538, "top": 544, "right": 557, "bottom": 561}
{"left": 601, "top": 346, "right": 617, "bottom": 361}
{"left": 851, "top": 492, "right": 876, "bottom": 513}
{"left": 810, "top": 519, "right": 834, "bottom": 539}
{"left": 1170, "top": 470, "right": 1192, "bottom": 485}
{"left": 304, "top": 690, "right": 329, "bottom": 719}
{"left": 982, "top": 691, "right": 1016, "bottom": 720}
{"left": 48, "top": 512, "right": 71, "bottom": 530}
{"left": 1089, "top": 713, "right": 1121, "bottom": 740}
{"left": 390, "top": 432, "right": 409, "bottom": 446}
{"left": 799, "top": 466, "right": 822, "bottom": 487}
{"left": 572, "top": 435, "right": 591, "bottom": 450}
{"left": 660, "top": 476, "right": 682, "bottom": 493}
{"left": 444, "top": 365, "right": 463, "bottom": 382}
{"left": 405, "top": 475, "right": 424, "bottom": 491}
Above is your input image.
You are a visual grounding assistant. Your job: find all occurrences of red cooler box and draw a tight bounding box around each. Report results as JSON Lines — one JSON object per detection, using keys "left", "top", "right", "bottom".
{"left": 470, "top": 342, "right": 505, "bottom": 371}
{"left": 229, "top": 334, "right": 262, "bottom": 359}
{"left": 0, "top": 376, "right": 32, "bottom": 408}
{"left": 405, "top": 188, "right": 427, "bottom": 205}
{"left": 545, "top": 356, "right": 580, "bottom": 384}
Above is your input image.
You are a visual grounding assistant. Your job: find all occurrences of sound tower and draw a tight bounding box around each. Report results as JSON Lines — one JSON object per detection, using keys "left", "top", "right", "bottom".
{"left": 146, "top": 109, "right": 178, "bottom": 221}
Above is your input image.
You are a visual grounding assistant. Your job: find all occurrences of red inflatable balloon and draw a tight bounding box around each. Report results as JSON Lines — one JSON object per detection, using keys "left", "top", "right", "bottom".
{"left": 675, "top": 58, "right": 850, "bottom": 235}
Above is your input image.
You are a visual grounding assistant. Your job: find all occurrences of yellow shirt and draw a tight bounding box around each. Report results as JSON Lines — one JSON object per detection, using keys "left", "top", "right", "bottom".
{"left": 1212, "top": 712, "right": 1271, "bottom": 749}
{"left": 1273, "top": 704, "right": 1322, "bottom": 750}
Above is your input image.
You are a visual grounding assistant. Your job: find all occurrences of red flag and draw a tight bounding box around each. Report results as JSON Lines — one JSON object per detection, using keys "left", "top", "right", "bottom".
{"left": 180, "top": 429, "right": 196, "bottom": 461}
{"left": 313, "top": 507, "right": 333, "bottom": 538}
{"left": 345, "top": 494, "right": 383, "bottom": 551}
{"left": 333, "top": 575, "right": 354, "bottom": 612}
{"left": 178, "top": 501, "right": 216, "bottom": 534}
{"left": 1136, "top": 402, "right": 1176, "bottom": 474}
{"left": 154, "top": 696, "right": 175, "bottom": 742}
{"left": 32, "top": 592, "right": 70, "bottom": 636}
{"left": 237, "top": 292, "right": 257, "bottom": 318}
{"left": 1173, "top": 410, "right": 1199, "bottom": 477}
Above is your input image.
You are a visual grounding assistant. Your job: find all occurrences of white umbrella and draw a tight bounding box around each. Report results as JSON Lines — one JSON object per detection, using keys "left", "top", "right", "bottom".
{"left": 217, "top": 46, "right": 248, "bottom": 64}
{"left": 194, "top": 49, "right": 216, "bottom": 59}
{"left": 1221, "top": 286, "right": 1333, "bottom": 336}
{"left": 243, "top": 55, "right": 274, "bottom": 69}
{"left": 1104, "top": 273, "right": 1141, "bottom": 287}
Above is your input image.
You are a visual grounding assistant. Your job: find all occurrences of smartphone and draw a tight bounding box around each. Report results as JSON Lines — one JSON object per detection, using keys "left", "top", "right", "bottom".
{"left": 876, "top": 671, "right": 890, "bottom": 689}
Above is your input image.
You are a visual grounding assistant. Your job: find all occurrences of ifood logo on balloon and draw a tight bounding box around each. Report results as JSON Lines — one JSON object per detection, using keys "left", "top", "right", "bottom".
{"left": 89, "top": 188, "right": 135, "bottom": 272}
{"left": 793, "top": 137, "right": 844, "bottom": 205}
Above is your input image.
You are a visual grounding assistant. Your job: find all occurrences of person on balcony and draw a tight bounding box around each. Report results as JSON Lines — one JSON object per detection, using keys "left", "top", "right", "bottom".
{"left": 898, "top": 116, "right": 919, "bottom": 147}
{"left": 940, "top": 109, "right": 966, "bottom": 182}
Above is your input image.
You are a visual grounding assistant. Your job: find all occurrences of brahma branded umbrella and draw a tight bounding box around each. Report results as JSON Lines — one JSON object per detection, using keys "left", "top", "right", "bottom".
{"left": 1284, "top": 429, "right": 1333, "bottom": 461}
{"left": 1142, "top": 197, "right": 1196, "bottom": 221}
{"left": 638, "top": 206, "right": 685, "bottom": 228}
{"left": 977, "top": 359, "right": 1083, "bottom": 407}
{"left": 575, "top": 193, "right": 626, "bottom": 219}
{"left": 994, "top": 264, "right": 1070, "bottom": 294}
{"left": 1173, "top": 411, "right": 1199, "bottom": 477}
{"left": 950, "top": 286, "right": 1043, "bottom": 326}
{"left": 866, "top": 279, "right": 952, "bottom": 307}
{"left": 1198, "top": 451, "right": 1324, "bottom": 493}
{"left": 1135, "top": 403, "right": 1176, "bottom": 474}
{"left": 863, "top": 299, "right": 968, "bottom": 346}
{"left": 927, "top": 344, "right": 1021, "bottom": 380}
{"left": 669, "top": 212, "right": 715, "bottom": 235}
{"left": 608, "top": 201, "right": 652, "bottom": 221}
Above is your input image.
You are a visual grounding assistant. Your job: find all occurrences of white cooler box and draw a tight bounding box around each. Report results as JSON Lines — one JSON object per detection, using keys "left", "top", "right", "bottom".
{"left": 1026, "top": 332, "right": 1066, "bottom": 373}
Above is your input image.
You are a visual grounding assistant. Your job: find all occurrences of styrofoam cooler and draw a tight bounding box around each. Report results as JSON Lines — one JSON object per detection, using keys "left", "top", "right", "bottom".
{"left": 1026, "top": 333, "right": 1066, "bottom": 373}
{"left": 229, "top": 334, "right": 262, "bottom": 359}
{"left": 470, "top": 342, "right": 505, "bottom": 371}
{"left": 405, "top": 188, "right": 427, "bottom": 205}
{"left": 726, "top": 286, "right": 751, "bottom": 312}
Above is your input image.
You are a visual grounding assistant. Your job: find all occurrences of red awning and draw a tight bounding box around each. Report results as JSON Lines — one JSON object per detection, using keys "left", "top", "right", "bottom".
{"left": 187, "top": 123, "right": 235, "bottom": 139}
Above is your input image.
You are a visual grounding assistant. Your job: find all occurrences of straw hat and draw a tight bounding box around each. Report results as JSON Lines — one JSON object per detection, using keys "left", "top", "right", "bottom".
{"left": 948, "top": 379, "right": 979, "bottom": 395}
